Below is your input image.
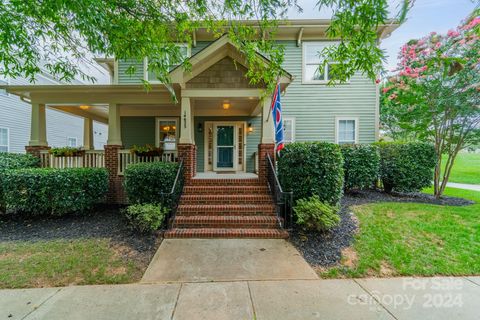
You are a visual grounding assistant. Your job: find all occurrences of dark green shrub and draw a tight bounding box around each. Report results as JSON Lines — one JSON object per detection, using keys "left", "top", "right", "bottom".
{"left": 124, "top": 203, "right": 168, "bottom": 233}
{"left": 278, "top": 142, "right": 344, "bottom": 205}
{"left": 376, "top": 142, "right": 436, "bottom": 193}
{"left": 123, "top": 162, "right": 179, "bottom": 204}
{"left": 340, "top": 144, "right": 380, "bottom": 191}
{"left": 0, "top": 153, "right": 40, "bottom": 212}
{"left": 293, "top": 195, "right": 340, "bottom": 232}
{"left": 2, "top": 167, "right": 108, "bottom": 216}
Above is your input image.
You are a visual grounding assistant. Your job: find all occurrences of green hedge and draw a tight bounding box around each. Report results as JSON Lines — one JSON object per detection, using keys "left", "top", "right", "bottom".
{"left": 0, "top": 153, "right": 40, "bottom": 211}
{"left": 340, "top": 144, "right": 380, "bottom": 191}
{"left": 278, "top": 142, "right": 344, "bottom": 205}
{"left": 376, "top": 142, "right": 436, "bottom": 193}
{"left": 124, "top": 204, "right": 168, "bottom": 233}
{"left": 294, "top": 195, "right": 340, "bottom": 232}
{"left": 123, "top": 162, "right": 179, "bottom": 204}
{"left": 2, "top": 167, "right": 108, "bottom": 216}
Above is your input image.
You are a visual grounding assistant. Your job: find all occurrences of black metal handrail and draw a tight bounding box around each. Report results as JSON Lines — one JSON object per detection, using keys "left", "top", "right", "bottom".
{"left": 160, "top": 160, "right": 184, "bottom": 229}
{"left": 266, "top": 153, "right": 293, "bottom": 229}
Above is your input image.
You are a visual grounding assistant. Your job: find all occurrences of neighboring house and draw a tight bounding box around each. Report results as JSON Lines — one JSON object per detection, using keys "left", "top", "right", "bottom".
{"left": 0, "top": 73, "right": 107, "bottom": 153}
{"left": 2, "top": 19, "right": 398, "bottom": 206}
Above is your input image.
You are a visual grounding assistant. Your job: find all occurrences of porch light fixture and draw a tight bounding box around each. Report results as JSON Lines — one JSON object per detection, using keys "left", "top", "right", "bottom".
{"left": 79, "top": 105, "right": 90, "bottom": 110}
{"left": 197, "top": 123, "right": 203, "bottom": 132}
{"left": 248, "top": 123, "right": 253, "bottom": 133}
{"left": 222, "top": 102, "right": 230, "bottom": 110}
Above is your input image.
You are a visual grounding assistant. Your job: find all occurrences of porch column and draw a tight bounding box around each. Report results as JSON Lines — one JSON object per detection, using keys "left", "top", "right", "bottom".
{"left": 105, "top": 103, "right": 124, "bottom": 204}
{"left": 107, "top": 103, "right": 122, "bottom": 145}
{"left": 259, "top": 97, "right": 275, "bottom": 182}
{"left": 83, "top": 118, "right": 94, "bottom": 150}
{"left": 26, "top": 102, "right": 50, "bottom": 158}
{"left": 178, "top": 97, "right": 196, "bottom": 181}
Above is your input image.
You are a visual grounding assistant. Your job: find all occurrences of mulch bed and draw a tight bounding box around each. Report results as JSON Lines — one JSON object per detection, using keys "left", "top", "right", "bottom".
{"left": 289, "top": 189, "right": 474, "bottom": 268}
{"left": 0, "top": 206, "right": 161, "bottom": 268}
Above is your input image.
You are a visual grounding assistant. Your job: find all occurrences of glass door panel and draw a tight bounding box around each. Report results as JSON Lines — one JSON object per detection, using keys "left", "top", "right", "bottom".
{"left": 215, "top": 125, "right": 234, "bottom": 169}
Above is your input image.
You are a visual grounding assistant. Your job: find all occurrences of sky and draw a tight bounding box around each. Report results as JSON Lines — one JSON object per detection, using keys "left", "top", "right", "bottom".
{"left": 288, "top": 0, "right": 478, "bottom": 71}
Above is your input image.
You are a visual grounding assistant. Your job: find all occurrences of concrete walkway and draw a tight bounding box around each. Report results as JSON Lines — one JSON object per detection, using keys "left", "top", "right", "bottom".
{"left": 447, "top": 182, "right": 480, "bottom": 192}
{"left": 2, "top": 277, "right": 480, "bottom": 320}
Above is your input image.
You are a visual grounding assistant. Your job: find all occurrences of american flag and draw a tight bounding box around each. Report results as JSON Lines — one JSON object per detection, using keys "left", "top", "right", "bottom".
{"left": 271, "top": 83, "right": 284, "bottom": 153}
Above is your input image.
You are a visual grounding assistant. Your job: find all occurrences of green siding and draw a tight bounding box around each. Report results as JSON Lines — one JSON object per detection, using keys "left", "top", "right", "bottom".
{"left": 121, "top": 117, "right": 155, "bottom": 148}
{"left": 192, "top": 41, "right": 211, "bottom": 55}
{"left": 279, "top": 40, "right": 377, "bottom": 143}
{"left": 118, "top": 59, "right": 144, "bottom": 84}
{"left": 195, "top": 116, "right": 261, "bottom": 173}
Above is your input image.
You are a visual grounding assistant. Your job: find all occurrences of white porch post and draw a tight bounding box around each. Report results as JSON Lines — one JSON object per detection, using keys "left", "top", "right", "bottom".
{"left": 179, "top": 97, "right": 193, "bottom": 144}
{"left": 29, "top": 103, "right": 48, "bottom": 146}
{"left": 261, "top": 97, "right": 275, "bottom": 144}
{"left": 83, "top": 118, "right": 94, "bottom": 150}
{"left": 107, "top": 103, "right": 122, "bottom": 145}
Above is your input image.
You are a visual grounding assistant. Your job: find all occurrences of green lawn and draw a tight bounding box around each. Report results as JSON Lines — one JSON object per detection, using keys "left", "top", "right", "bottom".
{"left": 443, "top": 153, "right": 480, "bottom": 185}
{"left": 0, "top": 239, "right": 143, "bottom": 289}
{"left": 322, "top": 187, "right": 480, "bottom": 278}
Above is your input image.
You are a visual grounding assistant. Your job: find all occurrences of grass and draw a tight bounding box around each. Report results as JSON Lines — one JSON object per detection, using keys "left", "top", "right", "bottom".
{"left": 443, "top": 153, "right": 480, "bottom": 185}
{"left": 321, "top": 187, "right": 480, "bottom": 278}
{"left": 0, "top": 238, "right": 144, "bottom": 289}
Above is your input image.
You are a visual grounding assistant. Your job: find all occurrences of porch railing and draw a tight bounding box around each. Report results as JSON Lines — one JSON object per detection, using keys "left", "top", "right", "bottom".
{"left": 117, "top": 150, "right": 177, "bottom": 175}
{"left": 266, "top": 153, "right": 293, "bottom": 229}
{"left": 160, "top": 160, "right": 184, "bottom": 229}
{"left": 39, "top": 150, "right": 105, "bottom": 169}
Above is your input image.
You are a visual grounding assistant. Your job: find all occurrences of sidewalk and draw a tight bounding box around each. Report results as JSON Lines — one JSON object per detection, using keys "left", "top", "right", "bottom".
{"left": 2, "top": 276, "right": 479, "bottom": 320}
{"left": 447, "top": 182, "right": 480, "bottom": 192}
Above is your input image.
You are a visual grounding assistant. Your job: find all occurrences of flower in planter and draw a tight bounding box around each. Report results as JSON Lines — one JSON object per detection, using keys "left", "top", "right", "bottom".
{"left": 130, "top": 144, "right": 163, "bottom": 157}
{"left": 49, "top": 147, "right": 85, "bottom": 157}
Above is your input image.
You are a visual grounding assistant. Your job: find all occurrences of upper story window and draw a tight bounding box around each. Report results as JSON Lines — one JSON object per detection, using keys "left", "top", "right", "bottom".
{"left": 66, "top": 137, "right": 78, "bottom": 147}
{"left": 336, "top": 117, "right": 358, "bottom": 145}
{"left": 283, "top": 117, "right": 295, "bottom": 143}
{"left": 145, "top": 44, "right": 191, "bottom": 83}
{"left": 302, "top": 42, "right": 341, "bottom": 84}
{"left": 0, "top": 127, "right": 9, "bottom": 152}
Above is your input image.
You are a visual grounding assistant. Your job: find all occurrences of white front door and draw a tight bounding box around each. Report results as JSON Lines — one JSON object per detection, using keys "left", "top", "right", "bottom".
{"left": 207, "top": 122, "right": 246, "bottom": 172}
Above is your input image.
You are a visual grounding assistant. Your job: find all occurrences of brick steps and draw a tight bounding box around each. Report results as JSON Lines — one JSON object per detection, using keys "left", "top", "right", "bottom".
{"left": 184, "top": 185, "right": 269, "bottom": 195}
{"left": 164, "top": 228, "right": 289, "bottom": 239}
{"left": 176, "top": 204, "right": 276, "bottom": 216}
{"left": 180, "top": 194, "right": 273, "bottom": 205}
{"left": 188, "top": 178, "right": 262, "bottom": 186}
{"left": 173, "top": 215, "right": 280, "bottom": 228}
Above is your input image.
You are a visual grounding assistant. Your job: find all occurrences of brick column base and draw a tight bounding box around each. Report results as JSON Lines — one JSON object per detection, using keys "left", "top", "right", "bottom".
{"left": 104, "top": 145, "right": 125, "bottom": 204}
{"left": 25, "top": 145, "right": 51, "bottom": 158}
{"left": 178, "top": 144, "right": 196, "bottom": 182}
{"left": 258, "top": 143, "right": 275, "bottom": 182}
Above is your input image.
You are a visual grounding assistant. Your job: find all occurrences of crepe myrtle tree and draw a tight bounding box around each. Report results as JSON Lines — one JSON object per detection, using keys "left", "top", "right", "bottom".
{"left": 381, "top": 10, "right": 480, "bottom": 198}
{"left": 0, "top": 0, "right": 411, "bottom": 95}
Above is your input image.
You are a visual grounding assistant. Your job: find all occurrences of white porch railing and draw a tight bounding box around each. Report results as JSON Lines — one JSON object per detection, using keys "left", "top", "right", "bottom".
{"left": 117, "top": 150, "right": 177, "bottom": 175}
{"left": 39, "top": 150, "right": 105, "bottom": 169}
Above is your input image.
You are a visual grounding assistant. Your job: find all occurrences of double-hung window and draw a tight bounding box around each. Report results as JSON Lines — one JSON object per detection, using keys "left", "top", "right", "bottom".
{"left": 0, "top": 128, "right": 9, "bottom": 152}
{"left": 336, "top": 117, "right": 358, "bottom": 145}
{"left": 283, "top": 117, "right": 295, "bottom": 143}
{"left": 302, "top": 42, "right": 341, "bottom": 83}
{"left": 145, "top": 44, "right": 191, "bottom": 83}
{"left": 66, "top": 137, "right": 78, "bottom": 147}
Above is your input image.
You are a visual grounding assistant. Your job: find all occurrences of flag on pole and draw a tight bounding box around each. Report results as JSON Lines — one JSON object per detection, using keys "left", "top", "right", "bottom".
{"left": 271, "top": 83, "right": 285, "bottom": 153}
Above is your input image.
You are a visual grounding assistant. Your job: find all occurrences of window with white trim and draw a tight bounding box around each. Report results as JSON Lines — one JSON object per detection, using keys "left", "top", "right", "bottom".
{"left": 145, "top": 44, "right": 191, "bottom": 82}
{"left": 303, "top": 42, "right": 341, "bottom": 83}
{"left": 283, "top": 117, "right": 295, "bottom": 143}
{"left": 0, "top": 128, "right": 9, "bottom": 152}
{"left": 336, "top": 118, "right": 358, "bottom": 145}
{"left": 66, "top": 137, "right": 78, "bottom": 147}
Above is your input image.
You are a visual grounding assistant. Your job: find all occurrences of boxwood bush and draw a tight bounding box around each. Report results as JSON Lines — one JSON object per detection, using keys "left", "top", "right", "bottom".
{"left": 340, "top": 144, "right": 380, "bottom": 191}
{"left": 2, "top": 167, "right": 108, "bottom": 216}
{"left": 293, "top": 195, "right": 340, "bottom": 232}
{"left": 376, "top": 142, "right": 436, "bottom": 193}
{"left": 278, "top": 142, "right": 344, "bottom": 205}
{"left": 0, "top": 153, "right": 40, "bottom": 212}
{"left": 124, "top": 203, "right": 168, "bottom": 233}
{"left": 123, "top": 162, "right": 179, "bottom": 204}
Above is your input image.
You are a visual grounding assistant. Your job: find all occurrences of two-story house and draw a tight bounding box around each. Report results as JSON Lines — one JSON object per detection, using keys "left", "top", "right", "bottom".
{"left": 1, "top": 20, "right": 398, "bottom": 238}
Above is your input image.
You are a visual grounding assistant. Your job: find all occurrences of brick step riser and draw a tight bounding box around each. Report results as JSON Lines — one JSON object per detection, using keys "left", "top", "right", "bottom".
{"left": 187, "top": 179, "right": 263, "bottom": 186}
{"left": 180, "top": 199, "right": 273, "bottom": 205}
{"left": 164, "top": 229, "right": 289, "bottom": 239}
{"left": 183, "top": 187, "right": 270, "bottom": 195}
{"left": 173, "top": 223, "right": 279, "bottom": 229}
{"left": 176, "top": 211, "right": 276, "bottom": 216}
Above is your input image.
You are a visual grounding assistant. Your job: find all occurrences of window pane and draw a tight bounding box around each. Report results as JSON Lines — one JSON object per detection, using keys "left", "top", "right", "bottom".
{"left": 305, "top": 44, "right": 322, "bottom": 64}
{"left": 0, "top": 128, "right": 8, "bottom": 146}
{"left": 158, "top": 120, "right": 177, "bottom": 151}
{"left": 284, "top": 119, "right": 293, "bottom": 142}
{"left": 0, "top": 146, "right": 7, "bottom": 152}
{"left": 327, "top": 63, "right": 341, "bottom": 81}
{"left": 67, "top": 138, "right": 77, "bottom": 147}
{"left": 305, "top": 65, "right": 325, "bottom": 81}
{"left": 338, "top": 120, "right": 356, "bottom": 143}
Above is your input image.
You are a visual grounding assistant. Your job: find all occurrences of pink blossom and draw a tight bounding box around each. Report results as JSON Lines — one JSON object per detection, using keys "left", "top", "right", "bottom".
{"left": 463, "top": 17, "right": 480, "bottom": 30}
{"left": 375, "top": 79, "right": 381, "bottom": 84}
{"left": 388, "top": 93, "right": 397, "bottom": 100}
{"left": 435, "top": 42, "right": 442, "bottom": 49}
{"left": 382, "top": 87, "right": 392, "bottom": 93}
{"left": 447, "top": 29, "right": 460, "bottom": 38}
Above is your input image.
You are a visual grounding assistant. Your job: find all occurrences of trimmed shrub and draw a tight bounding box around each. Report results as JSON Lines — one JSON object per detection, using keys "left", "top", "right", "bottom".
{"left": 293, "top": 195, "right": 340, "bottom": 232}
{"left": 2, "top": 167, "right": 108, "bottom": 216}
{"left": 124, "top": 203, "right": 168, "bottom": 233}
{"left": 278, "top": 142, "right": 344, "bottom": 205}
{"left": 376, "top": 142, "right": 436, "bottom": 193}
{"left": 123, "top": 162, "right": 179, "bottom": 204}
{"left": 0, "top": 153, "right": 40, "bottom": 212}
{"left": 340, "top": 144, "right": 380, "bottom": 191}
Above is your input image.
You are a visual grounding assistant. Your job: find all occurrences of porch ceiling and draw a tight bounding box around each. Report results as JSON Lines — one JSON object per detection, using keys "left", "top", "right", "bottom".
{"left": 193, "top": 97, "right": 260, "bottom": 116}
